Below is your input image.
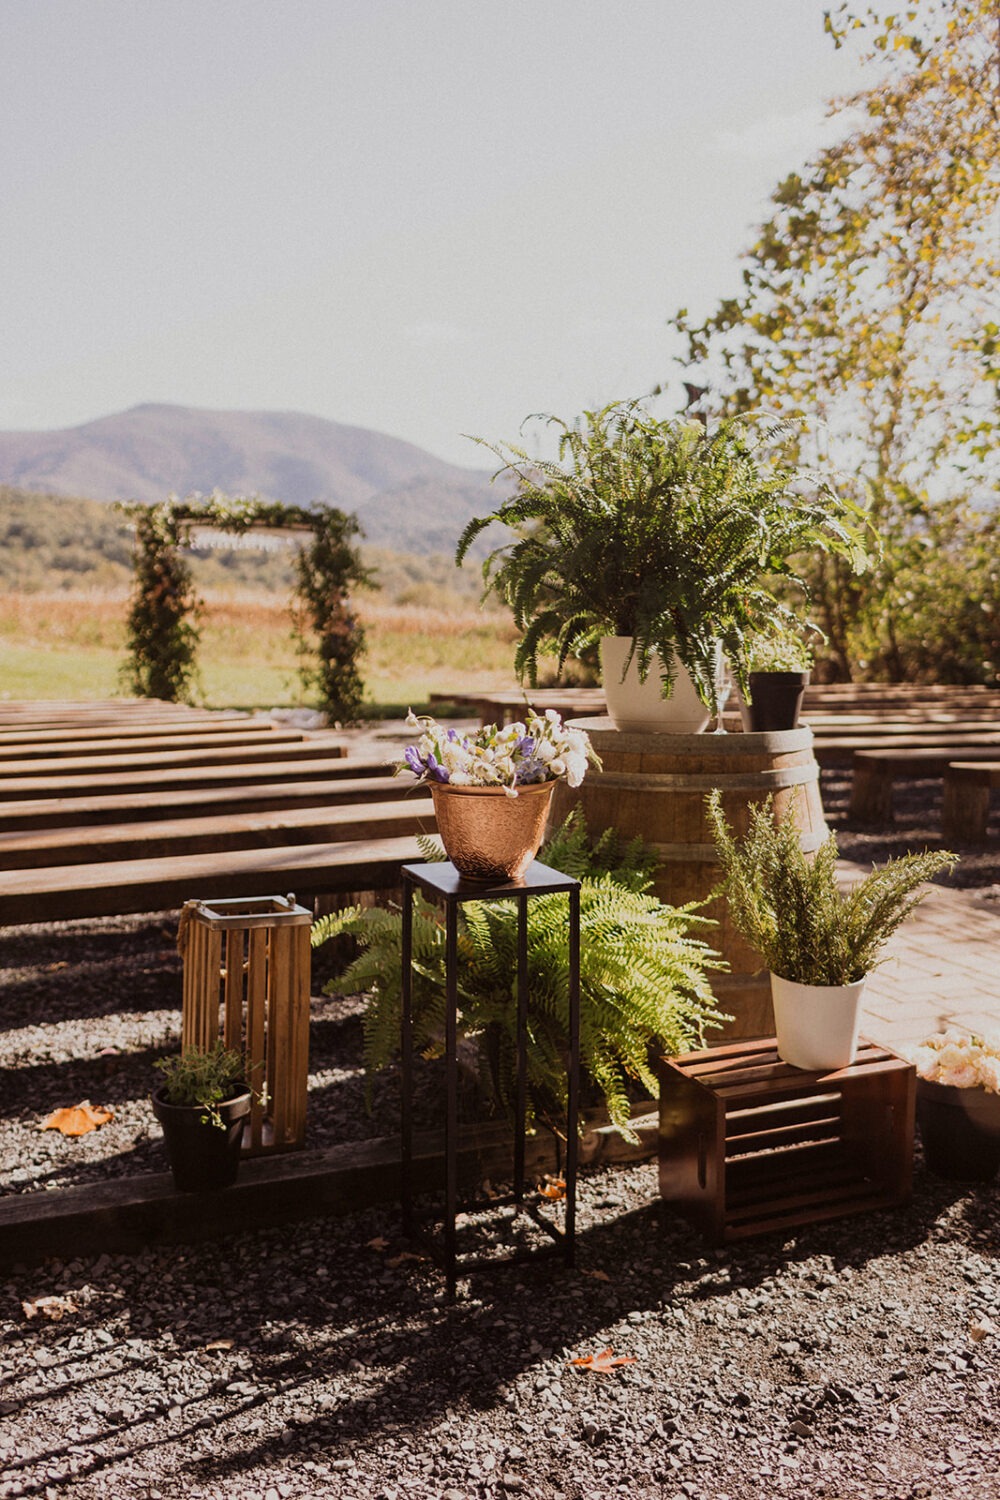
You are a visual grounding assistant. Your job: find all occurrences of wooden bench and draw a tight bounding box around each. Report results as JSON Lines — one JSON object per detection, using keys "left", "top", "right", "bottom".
{"left": 0, "top": 726, "right": 314, "bottom": 760}
{"left": 0, "top": 771, "right": 412, "bottom": 831}
{"left": 849, "top": 744, "right": 1000, "bottom": 825}
{"left": 941, "top": 761, "right": 1000, "bottom": 843}
{"left": 0, "top": 752, "right": 392, "bottom": 803}
{"left": 0, "top": 794, "right": 433, "bottom": 869}
{"left": 0, "top": 833, "right": 428, "bottom": 926}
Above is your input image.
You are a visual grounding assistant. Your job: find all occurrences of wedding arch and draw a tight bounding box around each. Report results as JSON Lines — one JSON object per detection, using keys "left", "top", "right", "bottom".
{"left": 117, "top": 491, "right": 374, "bottom": 722}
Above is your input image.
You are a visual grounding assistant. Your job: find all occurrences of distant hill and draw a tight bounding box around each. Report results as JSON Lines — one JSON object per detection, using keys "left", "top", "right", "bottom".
{"left": 0, "top": 404, "right": 503, "bottom": 556}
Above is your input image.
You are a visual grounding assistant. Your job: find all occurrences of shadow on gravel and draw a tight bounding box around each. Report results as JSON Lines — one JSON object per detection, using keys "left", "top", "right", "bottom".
{"left": 140, "top": 1166, "right": 983, "bottom": 1490}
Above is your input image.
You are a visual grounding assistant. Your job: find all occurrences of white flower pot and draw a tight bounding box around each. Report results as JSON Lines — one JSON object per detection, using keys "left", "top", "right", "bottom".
{"left": 770, "top": 972, "right": 867, "bottom": 1071}
{"left": 600, "top": 637, "right": 710, "bottom": 734}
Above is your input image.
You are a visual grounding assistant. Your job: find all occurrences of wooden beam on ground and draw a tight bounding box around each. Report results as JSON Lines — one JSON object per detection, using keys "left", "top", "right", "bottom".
{"left": 0, "top": 1110, "right": 658, "bottom": 1268}
{"left": 941, "top": 761, "right": 1000, "bottom": 844}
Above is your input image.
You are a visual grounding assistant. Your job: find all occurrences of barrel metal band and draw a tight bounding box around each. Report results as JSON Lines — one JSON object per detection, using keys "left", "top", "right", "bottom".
{"left": 652, "top": 830, "right": 827, "bottom": 863}
{"left": 591, "top": 763, "right": 818, "bottom": 793}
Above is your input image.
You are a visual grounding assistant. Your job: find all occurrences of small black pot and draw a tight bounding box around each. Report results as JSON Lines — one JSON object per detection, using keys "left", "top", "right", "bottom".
{"left": 151, "top": 1084, "right": 252, "bottom": 1192}
{"left": 740, "top": 671, "right": 810, "bottom": 732}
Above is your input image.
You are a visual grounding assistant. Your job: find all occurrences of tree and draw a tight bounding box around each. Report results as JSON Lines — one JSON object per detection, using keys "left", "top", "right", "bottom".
{"left": 673, "top": 0, "right": 1000, "bottom": 681}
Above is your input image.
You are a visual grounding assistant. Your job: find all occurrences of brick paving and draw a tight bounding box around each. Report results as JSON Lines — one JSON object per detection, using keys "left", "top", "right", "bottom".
{"left": 856, "top": 872, "right": 1000, "bottom": 1052}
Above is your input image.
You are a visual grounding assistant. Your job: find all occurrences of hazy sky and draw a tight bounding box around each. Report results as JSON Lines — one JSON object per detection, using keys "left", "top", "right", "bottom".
{"left": 1, "top": 1, "right": 870, "bottom": 467}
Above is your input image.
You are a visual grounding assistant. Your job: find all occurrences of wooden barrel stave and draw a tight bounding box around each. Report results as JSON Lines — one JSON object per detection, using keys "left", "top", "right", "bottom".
{"left": 552, "top": 720, "right": 828, "bottom": 1042}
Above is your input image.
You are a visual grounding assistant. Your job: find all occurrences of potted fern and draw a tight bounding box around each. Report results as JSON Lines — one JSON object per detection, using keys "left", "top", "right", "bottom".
{"left": 151, "top": 1042, "right": 254, "bottom": 1192}
{"left": 311, "top": 813, "right": 725, "bottom": 1137}
{"left": 707, "top": 790, "right": 956, "bottom": 1070}
{"left": 456, "top": 401, "right": 869, "bottom": 733}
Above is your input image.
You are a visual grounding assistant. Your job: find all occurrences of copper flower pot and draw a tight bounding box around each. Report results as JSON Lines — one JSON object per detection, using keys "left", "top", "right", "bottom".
{"left": 430, "top": 781, "right": 555, "bottom": 881}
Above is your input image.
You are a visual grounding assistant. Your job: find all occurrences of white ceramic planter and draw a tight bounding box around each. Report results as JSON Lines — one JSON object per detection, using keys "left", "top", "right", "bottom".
{"left": 600, "top": 637, "right": 710, "bottom": 734}
{"left": 770, "top": 972, "right": 867, "bottom": 1071}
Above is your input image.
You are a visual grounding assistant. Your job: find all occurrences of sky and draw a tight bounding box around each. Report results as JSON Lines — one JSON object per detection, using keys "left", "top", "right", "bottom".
{"left": 0, "top": 1, "right": 872, "bottom": 469}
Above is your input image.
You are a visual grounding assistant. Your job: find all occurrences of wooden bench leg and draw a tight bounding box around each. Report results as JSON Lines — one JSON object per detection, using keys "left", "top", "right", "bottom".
{"left": 942, "top": 777, "right": 991, "bottom": 843}
{"left": 849, "top": 762, "right": 894, "bottom": 825}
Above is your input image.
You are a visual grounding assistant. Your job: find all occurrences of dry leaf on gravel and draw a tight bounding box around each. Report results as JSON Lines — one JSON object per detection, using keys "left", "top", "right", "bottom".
{"left": 970, "top": 1317, "right": 998, "bottom": 1342}
{"left": 204, "top": 1339, "right": 235, "bottom": 1352}
{"left": 569, "top": 1348, "right": 637, "bottom": 1373}
{"left": 40, "top": 1101, "right": 114, "bottom": 1136}
{"left": 22, "top": 1295, "right": 78, "bottom": 1322}
{"left": 538, "top": 1176, "right": 566, "bottom": 1201}
{"left": 366, "top": 1236, "right": 391, "bottom": 1252}
{"left": 386, "top": 1251, "right": 426, "bottom": 1268}
{"left": 581, "top": 1269, "right": 611, "bottom": 1283}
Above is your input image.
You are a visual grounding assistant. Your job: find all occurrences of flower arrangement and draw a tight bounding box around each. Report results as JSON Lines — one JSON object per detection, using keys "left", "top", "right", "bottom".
{"left": 911, "top": 1032, "right": 1000, "bottom": 1094}
{"left": 398, "top": 708, "right": 599, "bottom": 795}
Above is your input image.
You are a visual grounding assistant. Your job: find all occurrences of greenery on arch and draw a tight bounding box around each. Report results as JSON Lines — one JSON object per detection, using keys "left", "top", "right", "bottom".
{"left": 117, "top": 492, "right": 375, "bottom": 721}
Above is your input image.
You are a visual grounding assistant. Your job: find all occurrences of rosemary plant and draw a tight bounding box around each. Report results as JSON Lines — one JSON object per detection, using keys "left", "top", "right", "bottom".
{"left": 707, "top": 789, "right": 957, "bottom": 986}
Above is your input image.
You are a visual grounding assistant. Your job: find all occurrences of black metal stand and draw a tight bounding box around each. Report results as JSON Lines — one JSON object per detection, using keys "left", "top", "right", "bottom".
{"left": 400, "top": 859, "right": 581, "bottom": 1300}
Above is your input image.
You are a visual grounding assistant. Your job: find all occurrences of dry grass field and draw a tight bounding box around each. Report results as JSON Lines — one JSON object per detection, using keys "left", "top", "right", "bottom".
{"left": 0, "top": 588, "right": 521, "bottom": 711}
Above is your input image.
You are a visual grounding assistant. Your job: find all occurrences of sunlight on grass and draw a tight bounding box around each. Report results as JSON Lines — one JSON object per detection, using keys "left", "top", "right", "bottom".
{"left": 0, "top": 588, "right": 521, "bottom": 709}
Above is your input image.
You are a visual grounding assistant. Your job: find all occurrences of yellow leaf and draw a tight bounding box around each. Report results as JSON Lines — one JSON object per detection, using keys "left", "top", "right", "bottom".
{"left": 41, "top": 1101, "right": 114, "bottom": 1136}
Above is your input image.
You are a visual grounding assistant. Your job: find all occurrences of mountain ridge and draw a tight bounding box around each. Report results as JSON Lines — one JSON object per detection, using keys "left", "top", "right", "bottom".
{"left": 0, "top": 403, "right": 500, "bottom": 556}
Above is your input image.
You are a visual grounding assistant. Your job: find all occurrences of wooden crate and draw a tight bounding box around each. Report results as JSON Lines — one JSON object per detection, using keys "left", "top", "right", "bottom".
{"left": 179, "top": 894, "right": 312, "bottom": 1155}
{"left": 658, "top": 1037, "right": 914, "bottom": 1243}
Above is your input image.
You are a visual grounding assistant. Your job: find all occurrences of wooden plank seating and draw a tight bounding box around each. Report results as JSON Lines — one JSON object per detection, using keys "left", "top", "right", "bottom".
{"left": 0, "top": 794, "right": 434, "bottom": 869}
{"left": 0, "top": 726, "right": 314, "bottom": 759}
{"left": 0, "top": 772, "right": 416, "bottom": 831}
{"left": 0, "top": 752, "right": 391, "bottom": 803}
{"left": 941, "top": 761, "right": 1000, "bottom": 844}
{"left": 0, "top": 835, "right": 426, "bottom": 926}
{"left": 0, "top": 701, "right": 430, "bottom": 929}
{"left": 849, "top": 744, "right": 1000, "bottom": 825}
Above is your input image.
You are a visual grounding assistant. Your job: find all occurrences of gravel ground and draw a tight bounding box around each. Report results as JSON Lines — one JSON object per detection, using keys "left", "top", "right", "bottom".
{"left": 1, "top": 765, "right": 998, "bottom": 1498}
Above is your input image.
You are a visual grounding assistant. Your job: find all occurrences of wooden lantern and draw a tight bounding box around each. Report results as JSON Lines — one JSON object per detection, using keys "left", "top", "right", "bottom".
{"left": 178, "top": 893, "right": 312, "bottom": 1155}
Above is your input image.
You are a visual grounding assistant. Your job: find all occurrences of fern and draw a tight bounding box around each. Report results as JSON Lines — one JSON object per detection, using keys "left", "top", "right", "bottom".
{"left": 456, "top": 402, "right": 872, "bottom": 708}
{"left": 311, "top": 810, "right": 725, "bottom": 1137}
{"left": 706, "top": 789, "right": 957, "bottom": 986}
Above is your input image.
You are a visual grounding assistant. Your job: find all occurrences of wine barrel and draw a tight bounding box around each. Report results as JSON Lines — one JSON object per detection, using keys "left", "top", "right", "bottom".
{"left": 552, "top": 719, "right": 829, "bottom": 1042}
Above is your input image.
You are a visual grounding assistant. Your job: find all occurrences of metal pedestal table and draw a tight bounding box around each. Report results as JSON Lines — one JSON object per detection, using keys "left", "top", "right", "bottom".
{"left": 400, "top": 859, "right": 581, "bottom": 1299}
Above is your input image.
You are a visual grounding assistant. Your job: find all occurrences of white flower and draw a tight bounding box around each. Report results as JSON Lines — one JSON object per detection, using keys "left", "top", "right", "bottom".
{"left": 912, "top": 1031, "right": 1000, "bottom": 1093}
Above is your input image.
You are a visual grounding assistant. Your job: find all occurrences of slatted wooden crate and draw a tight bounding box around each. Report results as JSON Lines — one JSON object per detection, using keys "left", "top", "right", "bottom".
{"left": 179, "top": 894, "right": 312, "bottom": 1155}
{"left": 658, "top": 1037, "right": 914, "bottom": 1243}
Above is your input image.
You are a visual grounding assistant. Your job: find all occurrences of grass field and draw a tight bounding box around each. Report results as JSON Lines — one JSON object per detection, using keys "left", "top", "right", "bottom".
{"left": 0, "top": 589, "right": 521, "bottom": 712}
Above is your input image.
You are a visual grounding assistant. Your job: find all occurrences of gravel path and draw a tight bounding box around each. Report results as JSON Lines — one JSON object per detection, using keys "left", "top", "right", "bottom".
{"left": 1, "top": 764, "right": 998, "bottom": 1497}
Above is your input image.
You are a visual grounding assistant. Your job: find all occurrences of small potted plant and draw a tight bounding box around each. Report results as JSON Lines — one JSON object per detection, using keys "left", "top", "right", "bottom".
{"left": 397, "top": 707, "right": 599, "bottom": 881}
{"left": 910, "top": 1032, "right": 1000, "bottom": 1182}
{"left": 456, "top": 401, "right": 870, "bottom": 734}
{"left": 151, "top": 1042, "right": 254, "bottom": 1192}
{"left": 707, "top": 789, "right": 956, "bottom": 1070}
{"left": 738, "top": 622, "right": 817, "bottom": 732}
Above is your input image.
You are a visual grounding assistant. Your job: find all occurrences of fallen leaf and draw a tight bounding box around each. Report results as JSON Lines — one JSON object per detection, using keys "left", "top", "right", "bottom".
{"left": 386, "top": 1251, "right": 425, "bottom": 1269}
{"left": 204, "top": 1339, "right": 234, "bottom": 1352}
{"left": 569, "top": 1348, "right": 637, "bottom": 1373}
{"left": 538, "top": 1176, "right": 566, "bottom": 1201}
{"left": 22, "top": 1294, "right": 77, "bottom": 1322}
{"left": 366, "top": 1236, "right": 391, "bottom": 1253}
{"left": 970, "top": 1317, "right": 998, "bottom": 1343}
{"left": 581, "top": 1269, "right": 611, "bottom": 1283}
{"left": 41, "top": 1101, "right": 114, "bottom": 1136}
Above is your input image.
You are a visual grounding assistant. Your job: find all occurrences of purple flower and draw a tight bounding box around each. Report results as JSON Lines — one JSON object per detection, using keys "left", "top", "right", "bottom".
{"left": 403, "top": 745, "right": 424, "bottom": 776}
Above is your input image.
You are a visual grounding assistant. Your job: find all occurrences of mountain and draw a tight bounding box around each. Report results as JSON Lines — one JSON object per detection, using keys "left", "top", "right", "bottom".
{"left": 0, "top": 404, "right": 502, "bottom": 555}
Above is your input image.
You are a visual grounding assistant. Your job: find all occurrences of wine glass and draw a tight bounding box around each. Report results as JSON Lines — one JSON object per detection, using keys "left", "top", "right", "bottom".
{"left": 712, "top": 651, "right": 733, "bottom": 733}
